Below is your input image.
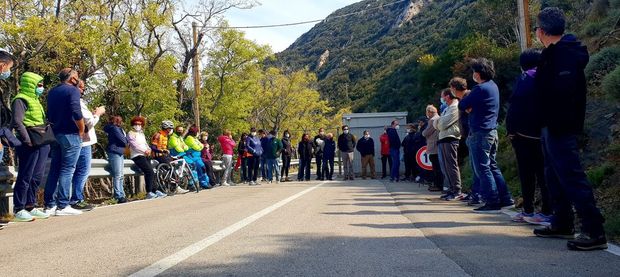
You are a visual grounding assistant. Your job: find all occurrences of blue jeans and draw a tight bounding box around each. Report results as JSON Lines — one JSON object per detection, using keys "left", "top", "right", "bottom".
{"left": 389, "top": 148, "right": 400, "bottom": 180}
{"left": 298, "top": 158, "right": 311, "bottom": 180}
{"left": 0, "top": 145, "right": 4, "bottom": 165}
{"left": 44, "top": 134, "right": 82, "bottom": 209}
{"left": 541, "top": 128, "right": 605, "bottom": 235}
{"left": 468, "top": 130, "right": 511, "bottom": 205}
{"left": 260, "top": 156, "right": 267, "bottom": 179}
{"left": 266, "top": 158, "right": 280, "bottom": 181}
{"left": 108, "top": 152, "right": 125, "bottom": 200}
{"left": 13, "top": 144, "right": 50, "bottom": 212}
{"left": 71, "top": 145, "right": 91, "bottom": 203}
{"left": 466, "top": 136, "right": 481, "bottom": 198}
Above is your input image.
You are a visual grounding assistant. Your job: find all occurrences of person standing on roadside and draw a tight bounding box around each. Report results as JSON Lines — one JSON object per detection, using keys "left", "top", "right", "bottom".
{"left": 386, "top": 120, "right": 401, "bottom": 182}
{"left": 337, "top": 125, "right": 356, "bottom": 181}
{"left": 313, "top": 128, "right": 326, "bottom": 180}
{"left": 237, "top": 133, "right": 249, "bottom": 184}
{"left": 422, "top": 105, "right": 443, "bottom": 191}
{"left": 264, "top": 130, "right": 283, "bottom": 183}
{"left": 401, "top": 124, "right": 418, "bottom": 182}
{"left": 379, "top": 127, "right": 391, "bottom": 179}
{"left": 70, "top": 80, "right": 104, "bottom": 211}
{"left": 280, "top": 130, "right": 293, "bottom": 182}
{"left": 44, "top": 68, "right": 85, "bottom": 216}
{"left": 531, "top": 7, "right": 607, "bottom": 251}
{"left": 356, "top": 130, "right": 376, "bottom": 179}
{"left": 245, "top": 127, "right": 263, "bottom": 185}
{"left": 218, "top": 130, "right": 236, "bottom": 186}
{"left": 104, "top": 116, "right": 128, "bottom": 203}
{"left": 199, "top": 132, "right": 218, "bottom": 187}
{"left": 297, "top": 133, "right": 313, "bottom": 181}
{"left": 436, "top": 89, "right": 463, "bottom": 201}
{"left": 323, "top": 133, "right": 336, "bottom": 181}
{"left": 0, "top": 50, "right": 15, "bottom": 164}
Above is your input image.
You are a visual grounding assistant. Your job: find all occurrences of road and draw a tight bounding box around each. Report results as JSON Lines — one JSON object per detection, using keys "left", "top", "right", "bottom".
{"left": 1, "top": 179, "right": 619, "bottom": 276}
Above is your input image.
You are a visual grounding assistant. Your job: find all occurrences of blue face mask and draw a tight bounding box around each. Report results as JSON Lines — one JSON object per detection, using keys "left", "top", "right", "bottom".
{"left": 0, "top": 70, "right": 10, "bottom": 80}
{"left": 440, "top": 97, "right": 447, "bottom": 105}
{"left": 35, "top": 86, "right": 44, "bottom": 96}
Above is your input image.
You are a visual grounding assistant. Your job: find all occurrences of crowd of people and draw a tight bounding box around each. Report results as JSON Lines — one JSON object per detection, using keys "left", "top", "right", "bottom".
{"left": 0, "top": 7, "right": 607, "bottom": 251}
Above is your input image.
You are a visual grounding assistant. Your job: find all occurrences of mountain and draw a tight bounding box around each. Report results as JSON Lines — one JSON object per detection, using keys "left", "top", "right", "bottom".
{"left": 275, "top": 0, "right": 480, "bottom": 114}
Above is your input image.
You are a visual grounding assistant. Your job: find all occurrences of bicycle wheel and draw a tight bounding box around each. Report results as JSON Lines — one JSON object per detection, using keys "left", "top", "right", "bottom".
{"left": 181, "top": 165, "right": 200, "bottom": 193}
{"left": 156, "top": 163, "right": 173, "bottom": 194}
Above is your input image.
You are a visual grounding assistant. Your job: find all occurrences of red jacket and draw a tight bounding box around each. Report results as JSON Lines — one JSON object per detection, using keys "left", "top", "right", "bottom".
{"left": 380, "top": 133, "right": 390, "bottom": 155}
{"left": 218, "top": 135, "right": 236, "bottom": 155}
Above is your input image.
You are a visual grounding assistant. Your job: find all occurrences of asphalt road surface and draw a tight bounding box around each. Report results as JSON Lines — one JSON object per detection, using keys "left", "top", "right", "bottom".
{"left": 1, "top": 178, "right": 619, "bottom": 276}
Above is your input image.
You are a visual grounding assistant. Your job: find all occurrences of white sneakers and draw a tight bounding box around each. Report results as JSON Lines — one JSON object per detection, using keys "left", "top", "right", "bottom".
{"left": 29, "top": 208, "right": 50, "bottom": 219}
{"left": 55, "top": 206, "right": 83, "bottom": 216}
{"left": 222, "top": 182, "right": 230, "bottom": 186}
{"left": 43, "top": 206, "right": 57, "bottom": 217}
{"left": 176, "top": 186, "right": 189, "bottom": 194}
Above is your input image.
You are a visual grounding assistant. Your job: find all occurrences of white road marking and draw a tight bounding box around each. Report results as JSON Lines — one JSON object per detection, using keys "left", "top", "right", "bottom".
{"left": 129, "top": 182, "right": 325, "bottom": 277}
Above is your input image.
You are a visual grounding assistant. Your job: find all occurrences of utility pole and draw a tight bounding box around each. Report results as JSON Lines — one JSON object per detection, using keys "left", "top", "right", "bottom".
{"left": 517, "top": 0, "right": 532, "bottom": 51}
{"left": 192, "top": 22, "right": 201, "bottom": 131}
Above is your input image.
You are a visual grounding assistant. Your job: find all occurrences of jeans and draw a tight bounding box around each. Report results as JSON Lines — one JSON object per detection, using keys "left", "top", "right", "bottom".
{"left": 466, "top": 136, "right": 481, "bottom": 198}
{"left": 267, "top": 158, "right": 280, "bottom": 181}
{"left": 13, "top": 144, "right": 50, "bottom": 212}
{"left": 260, "top": 156, "right": 267, "bottom": 179}
{"left": 108, "top": 152, "right": 125, "bottom": 200}
{"left": 248, "top": 156, "right": 260, "bottom": 181}
{"left": 541, "top": 128, "right": 605, "bottom": 236}
{"left": 298, "top": 158, "right": 311, "bottom": 180}
{"left": 468, "top": 130, "right": 511, "bottom": 205}
{"left": 71, "top": 145, "right": 91, "bottom": 204}
{"left": 511, "top": 135, "right": 551, "bottom": 215}
{"left": 45, "top": 134, "right": 82, "bottom": 209}
{"left": 322, "top": 157, "right": 334, "bottom": 180}
{"left": 341, "top": 151, "right": 354, "bottom": 178}
{"left": 240, "top": 157, "right": 248, "bottom": 182}
{"left": 381, "top": 154, "right": 392, "bottom": 178}
{"left": 389, "top": 148, "right": 400, "bottom": 180}
{"left": 132, "top": 155, "right": 155, "bottom": 193}
{"left": 315, "top": 153, "right": 323, "bottom": 179}
{"left": 222, "top": 154, "right": 233, "bottom": 184}
{"left": 0, "top": 145, "right": 4, "bottom": 165}
{"left": 281, "top": 154, "right": 291, "bottom": 179}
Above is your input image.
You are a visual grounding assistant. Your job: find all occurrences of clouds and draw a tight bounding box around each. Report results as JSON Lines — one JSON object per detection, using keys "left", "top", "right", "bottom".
{"left": 223, "top": 0, "right": 360, "bottom": 52}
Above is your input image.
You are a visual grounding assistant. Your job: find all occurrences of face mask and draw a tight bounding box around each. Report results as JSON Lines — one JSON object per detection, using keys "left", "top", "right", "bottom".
{"left": 0, "top": 70, "right": 10, "bottom": 80}
{"left": 176, "top": 131, "right": 183, "bottom": 136}
{"left": 440, "top": 97, "right": 447, "bottom": 105}
{"left": 364, "top": 135, "right": 370, "bottom": 139}
{"left": 319, "top": 132, "right": 325, "bottom": 136}
{"left": 395, "top": 125, "right": 400, "bottom": 130}
{"left": 251, "top": 132, "right": 257, "bottom": 136}
{"left": 285, "top": 134, "right": 290, "bottom": 138}
{"left": 35, "top": 87, "right": 44, "bottom": 96}
{"left": 168, "top": 129, "right": 173, "bottom": 135}
{"left": 343, "top": 130, "right": 349, "bottom": 134}
{"left": 202, "top": 136, "right": 208, "bottom": 141}
{"left": 406, "top": 129, "right": 411, "bottom": 133}
{"left": 133, "top": 125, "right": 142, "bottom": 131}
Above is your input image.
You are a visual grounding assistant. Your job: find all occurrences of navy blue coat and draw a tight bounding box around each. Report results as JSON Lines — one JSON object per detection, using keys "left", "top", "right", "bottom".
{"left": 104, "top": 124, "right": 127, "bottom": 155}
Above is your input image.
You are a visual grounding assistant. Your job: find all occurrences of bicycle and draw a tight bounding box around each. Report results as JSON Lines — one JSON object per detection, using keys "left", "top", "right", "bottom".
{"left": 155, "top": 156, "right": 200, "bottom": 194}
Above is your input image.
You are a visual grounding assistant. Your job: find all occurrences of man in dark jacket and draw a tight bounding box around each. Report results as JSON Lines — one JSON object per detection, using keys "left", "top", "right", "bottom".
{"left": 337, "top": 125, "right": 356, "bottom": 180}
{"left": 280, "top": 130, "right": 293, "bottom": 181}
{"left": 313, "top": 128, "right": 326, "bottom": 180}
{"left": 532, "top": 7, "right": 607, "bottom": 251}
{"left": 386, "top": 120, "right": 401, "bottom": 182}
{"left": 401, "top": 124, "right": 418, "bottom": 182}
{"left": 322, "top": 133, "right": 336, "bottom": 181}
{"left": 356, "top": 130, "right": 376, "bottom": 179}
{"left": 259, "top": 129, "right": 268, "bottom": 181}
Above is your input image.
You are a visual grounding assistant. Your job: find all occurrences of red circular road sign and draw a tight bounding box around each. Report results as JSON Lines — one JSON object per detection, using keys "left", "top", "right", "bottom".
{"left": 416, "top": 146, "right": 433, "bottom": 171}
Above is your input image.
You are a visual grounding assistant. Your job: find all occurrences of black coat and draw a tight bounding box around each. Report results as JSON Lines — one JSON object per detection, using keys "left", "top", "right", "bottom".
{"left": 507, "top": 70, "right": 542, "bottom": 137}
{"left": 298, "top": 141, "right": 313, "bottom": 160}
{"left": 337, "top": 133, "right": 356, "bottom": 152}
{"left": 356, "top": 137, "right": 375, "bottom": 156}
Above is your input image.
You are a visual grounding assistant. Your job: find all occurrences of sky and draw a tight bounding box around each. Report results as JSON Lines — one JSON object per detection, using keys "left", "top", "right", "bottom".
{"left": 205, "top": 0, "right": 360, "bottom": 53}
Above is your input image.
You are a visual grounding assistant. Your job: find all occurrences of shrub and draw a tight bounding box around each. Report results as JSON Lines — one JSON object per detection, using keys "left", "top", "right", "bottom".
{"left": 601, "top": 65, "right": 620, "bottom": 100}
{"left": 585, "top": 46, "right": 620, "bottom": 87}
{"left": 587, "top": 163, "right": 615, "bottom": 188}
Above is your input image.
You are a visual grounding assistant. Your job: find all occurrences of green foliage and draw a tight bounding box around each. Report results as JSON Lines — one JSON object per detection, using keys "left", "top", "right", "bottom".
{"left": 588, "top": 163, "right": 616, "bottom": 188}
{"left": 585, "top": 46, "right": 620, "bottom": 84}
{"left": 601, "top": 65, "right": 620, "bottom": 100}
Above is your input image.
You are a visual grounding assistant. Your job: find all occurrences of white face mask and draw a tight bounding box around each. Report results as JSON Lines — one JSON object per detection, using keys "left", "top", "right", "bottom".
{"left": 343, "top": 130, "right": 349, "bottom": 134}
{"left": 285, "top": 134, "right": 290, "bottom": 138}
{"left": 319, "top": 132, "right": 325, "bottom": 136}
{"left": 133, "top": 125, "right": 142, "bottom": 131}
{"left": 168, "top": 129, "right": 173, "bottom": 135}
{"left": 251, "top": 132, "right": 257, "bottom": 137}
{"left": 202, "top": 136, "right": 208, "bottom": 141}
{"left": 395, "top": 125, "right": 400, "bottom": 130}
{"left": 364, "top": 135, "right": 370, "bottom": 139}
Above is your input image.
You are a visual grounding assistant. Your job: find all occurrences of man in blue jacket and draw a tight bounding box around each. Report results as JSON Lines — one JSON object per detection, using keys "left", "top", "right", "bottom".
{"left": 44, "top": 68, "right": 85, "bottom": 216}
{"left": 532, "top": 7, "right": 606, "bottom": 251}
{"left": 386, "top": 120, "right": 401, "bottom": 182}
{"left": 458, "top": 58, "right": 513, "bottom": 214}
{"left": 356, "top": 130, "right": 376, "bottom": 179}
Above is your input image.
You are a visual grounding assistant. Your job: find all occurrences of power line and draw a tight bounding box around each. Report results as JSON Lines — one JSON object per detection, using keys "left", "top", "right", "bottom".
{"left": 203, "top": 0, "right": 409, "bottom": 29}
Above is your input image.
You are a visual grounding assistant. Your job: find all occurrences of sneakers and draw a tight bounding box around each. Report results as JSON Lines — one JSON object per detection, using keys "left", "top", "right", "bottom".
{"left": 13, "top": 210, "right": 34, "bottom": 222}
{"left": 454, "top": 193, "right": 467, "bottom": 201}
{"left": 176, "top": 186, "right": 189, "bottom": 194}
{"left": 43, "top": 206, "right": 57, "bottom": 217}
{"left": 222, "top": 182, "right": 230, "bottom": 186}
{"left": 473, "top": 204, "right": 502, "bottom": 214}
{"left": 146, "top": 192, "right": 158, "bottom": 199}
{"left": 155, "top": 190, "right": 167, "bottom": 198}
{"left": 29, "top": 208, "right": 50, "bottom": 219}
{"left": 445, "top": 193, "right": 464, "bottom": 201}
{"left": 511, "top": 212, "right": 534, "bottom": 223}
{"left": 117, "top": 197, "right": 128, "bottom": 204}
{"left": 55, "top": 206, "right": 83, "bottom": 216}
{"left": 567, "top": 234, "right": 608, "bottom": 251}
{"left": 71, "top": 201, "right": 94, "bottom": 211}
{"left": 499, "top": 199, "right": 515, "bottom": 209}
{"left": 533, "top": 226, "right": 575, "bottom": 239}
{"left": 523, "top": 213, "right": 552, "bottom": 226}
{"left": 467, "top": 198, "right": 482, "bottom": 206}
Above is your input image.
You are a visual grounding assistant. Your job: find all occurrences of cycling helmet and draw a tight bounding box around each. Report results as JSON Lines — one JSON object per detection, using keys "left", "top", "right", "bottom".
{"left": 161, "top": 120, "right": 174, "bottom": 130}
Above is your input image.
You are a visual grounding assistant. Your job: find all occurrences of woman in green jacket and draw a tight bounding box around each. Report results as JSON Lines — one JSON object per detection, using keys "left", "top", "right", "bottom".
{"left": 11, "top": 72, "right": 51, "bottom": 222}
{"left": 185, "top": 125, "right": 210, "bottom": 188}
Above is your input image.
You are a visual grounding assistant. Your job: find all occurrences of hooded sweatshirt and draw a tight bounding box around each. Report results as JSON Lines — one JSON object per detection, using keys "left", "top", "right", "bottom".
{"left": 506, "top": 69, "right": 541, "bottom": 138}
{"left": 535, "top": 34, "right": 589, "bottom": 136}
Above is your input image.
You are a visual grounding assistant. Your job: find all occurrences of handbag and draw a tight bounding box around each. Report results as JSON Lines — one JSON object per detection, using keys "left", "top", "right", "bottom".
{"left": 26, "top": 124, "right": 56, "bottom": 146}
